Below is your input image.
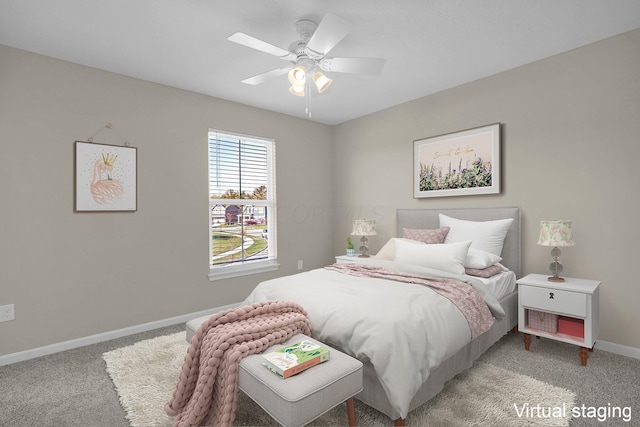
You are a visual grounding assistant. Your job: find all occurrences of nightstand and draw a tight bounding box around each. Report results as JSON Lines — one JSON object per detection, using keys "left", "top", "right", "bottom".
{"left": 335, "top": 255, "right": 374, "bottom": 264}
{"left": 517, "top": 273, "right": 600, "bottom": 366}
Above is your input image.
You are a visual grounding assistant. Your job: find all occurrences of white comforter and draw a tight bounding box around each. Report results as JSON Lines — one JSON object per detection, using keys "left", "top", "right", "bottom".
{"left": 242, "top": 258, "right": 505, "bottom": 419}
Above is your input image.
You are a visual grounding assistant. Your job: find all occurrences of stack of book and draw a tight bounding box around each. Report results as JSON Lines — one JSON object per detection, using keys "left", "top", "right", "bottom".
{"left": 262, "top": 339, "right": 330, "bottom": 378}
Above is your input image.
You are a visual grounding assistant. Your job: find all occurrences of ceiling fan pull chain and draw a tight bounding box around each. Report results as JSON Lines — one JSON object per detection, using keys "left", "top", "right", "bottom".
{"left": 305, "top": 73, "right": 311, "bottom": 118}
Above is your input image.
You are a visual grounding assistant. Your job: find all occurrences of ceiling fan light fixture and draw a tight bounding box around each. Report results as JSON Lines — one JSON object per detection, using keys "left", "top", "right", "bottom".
{"left": 312, "top": 71, "right": 332, "bottom": 93}
{"left": 288, "top": 66, "right": 307, "bottom": 85}
{"left": 289, "top": 84, "right": 305, "bottom": 96}
{"left": 227, "top": 13, "right": 385, "bottom": 116}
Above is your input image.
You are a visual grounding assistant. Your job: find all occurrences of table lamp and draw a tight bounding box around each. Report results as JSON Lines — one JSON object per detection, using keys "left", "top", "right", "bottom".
{"left": 537, "top": 220, "right": 575, "bottom": 282}
{"left": 351, "top": 219, "right": 377, "bottom": 258}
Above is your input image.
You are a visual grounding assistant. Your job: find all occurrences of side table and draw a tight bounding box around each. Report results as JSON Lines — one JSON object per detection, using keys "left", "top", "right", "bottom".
{"left": 335, "top": 254, "right": 375, "bottom": 264}
{"left": 517, "top": 273, "right": 600, "bottom": 366}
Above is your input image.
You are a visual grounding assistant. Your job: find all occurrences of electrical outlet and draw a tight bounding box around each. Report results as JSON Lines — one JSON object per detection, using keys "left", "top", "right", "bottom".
{"left": 0, "top": 304, "right": 15, "bottom": 322}
{"left": 297, "top": 260, "right": 303, "bottom": 270}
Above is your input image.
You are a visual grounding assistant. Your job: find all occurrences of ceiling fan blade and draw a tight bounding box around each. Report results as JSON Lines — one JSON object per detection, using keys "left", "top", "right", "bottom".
{"left": 305, "top": 13, "right": 353, "bottom": 58}
{"left": 241, "top": 67, "right": 291, "bottom": 85}
{"left": 319, "top": 57, "right": 386, "bottom": 75}
{"left": 227, "top": 32, "right": 296, "bottom": 61}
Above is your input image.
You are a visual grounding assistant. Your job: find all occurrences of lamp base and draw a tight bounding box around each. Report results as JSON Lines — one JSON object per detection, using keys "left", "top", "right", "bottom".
{"left": 548, "top": 251, "right": 565, "bottom": 283}
{"left": 358, "top": 236, "right": 370, "bottom": 258}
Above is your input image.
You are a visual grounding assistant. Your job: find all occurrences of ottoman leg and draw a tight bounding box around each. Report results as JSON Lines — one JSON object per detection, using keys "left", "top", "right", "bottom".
{"left": 346, "top": 397, "right": 356, "bottom": 427}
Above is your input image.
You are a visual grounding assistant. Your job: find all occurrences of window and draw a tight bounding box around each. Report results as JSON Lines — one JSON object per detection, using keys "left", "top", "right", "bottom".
{"left": 208, "top": 129, "right": 278, "bottom": 280}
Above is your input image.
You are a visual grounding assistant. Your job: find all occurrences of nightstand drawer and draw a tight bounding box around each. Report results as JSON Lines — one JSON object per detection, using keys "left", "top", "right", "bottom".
{"left": 520, "top": 286, "right": 587, "bottom": 317}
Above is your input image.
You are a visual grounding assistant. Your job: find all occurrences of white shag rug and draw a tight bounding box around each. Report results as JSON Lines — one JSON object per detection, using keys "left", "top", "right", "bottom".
{"left": 103, "top": 332, "right": 576, "bottom": 426}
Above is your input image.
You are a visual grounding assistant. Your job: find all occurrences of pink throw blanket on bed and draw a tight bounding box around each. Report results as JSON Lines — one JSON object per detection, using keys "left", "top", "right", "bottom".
{"left": 164, "top": 301, "right": 311, "bottom": 427}
{"left": 325, "top": 263, "right": 494, "bottom": 338}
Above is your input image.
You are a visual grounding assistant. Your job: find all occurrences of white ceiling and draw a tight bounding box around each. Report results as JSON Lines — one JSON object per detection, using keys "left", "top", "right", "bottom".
{"left": 1, "top": 0, "right": 639, "bottom": 125}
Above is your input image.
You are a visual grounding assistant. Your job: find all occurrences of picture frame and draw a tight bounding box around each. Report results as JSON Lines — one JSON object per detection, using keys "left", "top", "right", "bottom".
{"left": 74, "top": 141, "right": 137, "bottom": 212}
{"left": 414, "top": 123, "right": 501, "bottom": 198}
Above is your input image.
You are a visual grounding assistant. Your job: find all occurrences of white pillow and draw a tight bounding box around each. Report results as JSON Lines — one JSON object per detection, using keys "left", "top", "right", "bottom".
{"left": 394, "top": 239, "right": 471, "bottom": 275}
{"left": 439, "top": 214, "right": 513, "bottom": 256}
{"left": 466, "top": 248, "right": 502, "bottom": 269}
{"left": 374, "top": 238, "right": 416, "bottom": 260}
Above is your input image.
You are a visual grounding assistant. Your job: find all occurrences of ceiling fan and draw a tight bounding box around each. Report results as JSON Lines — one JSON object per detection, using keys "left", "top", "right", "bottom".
{"left": 227, "top": 13, "right": 385, "bottom": 98}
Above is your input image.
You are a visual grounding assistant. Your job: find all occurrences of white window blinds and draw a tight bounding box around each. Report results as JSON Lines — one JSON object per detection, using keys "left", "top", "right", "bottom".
{"left": 208, "top": 130, "right": 277, "bottom": 277}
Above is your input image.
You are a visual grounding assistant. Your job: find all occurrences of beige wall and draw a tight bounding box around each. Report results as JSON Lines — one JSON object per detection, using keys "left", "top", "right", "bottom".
{"left": 332, "top": 29, "right": 640, "bottom": 349}
{"left": 0, "top": 45, "right": 334, "bottom": 356}
{"left": 1, "top": 28, "right": 639, "bottom": 357}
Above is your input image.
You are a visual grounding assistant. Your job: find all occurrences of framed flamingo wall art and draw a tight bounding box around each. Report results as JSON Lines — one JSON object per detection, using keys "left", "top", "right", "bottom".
{"left": 74, "top": 141, "right": 137, "bottom": 212}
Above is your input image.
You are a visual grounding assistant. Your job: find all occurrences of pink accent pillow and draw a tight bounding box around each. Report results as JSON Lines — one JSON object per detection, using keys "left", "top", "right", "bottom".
{"left": 465, "top": 264, "right": 505, "bottom": 278}
{"left": 403, "top": 226, "right": 450, "bottom": 244}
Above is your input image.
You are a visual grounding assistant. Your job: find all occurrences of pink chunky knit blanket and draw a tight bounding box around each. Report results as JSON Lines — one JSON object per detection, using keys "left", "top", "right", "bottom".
{"left": 164, "top": 301, "right": 311, "bottom": 427}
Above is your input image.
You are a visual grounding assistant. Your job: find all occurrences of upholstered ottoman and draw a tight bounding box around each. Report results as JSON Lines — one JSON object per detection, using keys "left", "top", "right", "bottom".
{"left": 237, "top": 333, "right": 363, "bottom": 427}
{"left": 186, "top": 314, "right": 209, "bottom": 342}
{"left": 186, "top": 315, "right": 363, "bottom": 427}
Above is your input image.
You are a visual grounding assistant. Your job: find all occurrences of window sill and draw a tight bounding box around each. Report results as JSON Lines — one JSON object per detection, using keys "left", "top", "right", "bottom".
{"left": 208, "top": 260, "right": 280, "bottom": 281}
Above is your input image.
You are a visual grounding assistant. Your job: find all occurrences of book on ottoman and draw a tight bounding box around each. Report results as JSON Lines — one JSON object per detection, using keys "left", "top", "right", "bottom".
{"left": 262, "top": 340, "right": 330, "bottom": 378}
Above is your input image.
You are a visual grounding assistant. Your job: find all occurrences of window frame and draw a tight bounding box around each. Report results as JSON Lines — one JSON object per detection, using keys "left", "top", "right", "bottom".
{"left": 207, "top": 129, "right": 278, "bottom": 281}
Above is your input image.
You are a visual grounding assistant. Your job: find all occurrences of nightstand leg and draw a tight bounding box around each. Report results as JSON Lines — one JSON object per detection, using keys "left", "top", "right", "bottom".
{"left": 579, "top": 347, "right": 589, "bottom": 366}
{"left": 523, "top": 333, "right": 531, "bottom": 351}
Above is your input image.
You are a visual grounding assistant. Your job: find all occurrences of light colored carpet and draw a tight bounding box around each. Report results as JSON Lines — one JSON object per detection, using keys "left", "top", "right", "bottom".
{"left": 103, "top": 332, "right": 576, "bottom": 426}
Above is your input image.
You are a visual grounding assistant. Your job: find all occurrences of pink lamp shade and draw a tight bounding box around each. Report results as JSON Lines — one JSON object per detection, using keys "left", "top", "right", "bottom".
{"left": 537, "top": 220, "right": 575, "bottom": 247}
{"left": 351, "top": 219, "right": 377, "bottom": 236}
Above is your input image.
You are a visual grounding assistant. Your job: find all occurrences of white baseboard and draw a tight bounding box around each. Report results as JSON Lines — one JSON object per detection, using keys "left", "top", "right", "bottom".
{"left": 0, "top": 303, "right": 240, "bottom": 367}
{"left": 597, "top": 340, "right": 640, "bottom": 359}
{"left": 2, "top": 304, "right": 638, "bottom": 366}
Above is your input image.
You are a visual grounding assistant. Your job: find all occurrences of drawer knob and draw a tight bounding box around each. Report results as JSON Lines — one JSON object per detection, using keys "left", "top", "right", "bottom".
{"left": 549, "top": 292, "right": 555, "bottom": 299}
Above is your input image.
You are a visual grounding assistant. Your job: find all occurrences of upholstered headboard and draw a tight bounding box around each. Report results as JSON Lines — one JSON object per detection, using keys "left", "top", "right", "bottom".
{"left": 396, "top": 207, "right": 521, "bottom": 278}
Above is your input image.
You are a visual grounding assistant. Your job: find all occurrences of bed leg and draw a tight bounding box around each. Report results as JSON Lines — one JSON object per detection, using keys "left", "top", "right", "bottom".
{"left": 394, "top": 417, "right": 406, "bottom": 426}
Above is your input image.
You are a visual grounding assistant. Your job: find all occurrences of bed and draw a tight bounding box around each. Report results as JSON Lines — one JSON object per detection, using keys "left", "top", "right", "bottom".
{"left": 368, "top": 207, "right": 520, "bottom": 422}
{"left": 189, "top": 207, "right": 520, "bottom": 424}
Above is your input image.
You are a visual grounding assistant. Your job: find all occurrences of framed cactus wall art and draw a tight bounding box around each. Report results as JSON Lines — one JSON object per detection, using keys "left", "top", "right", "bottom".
{"left": 74, "top": 141, "right": 137, "bottom": 212}
{"left": 413, "top": 123, "right": 501, "bottom": 198}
